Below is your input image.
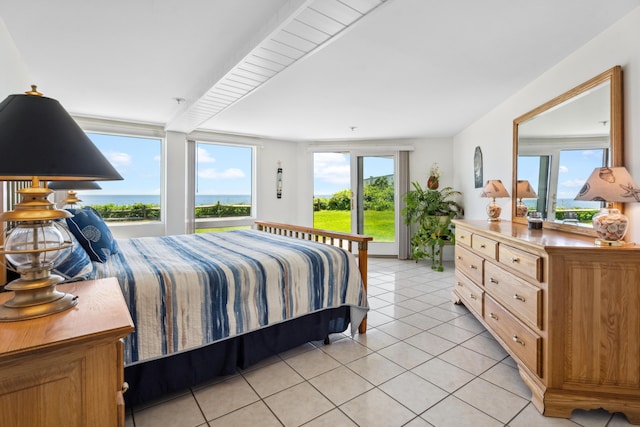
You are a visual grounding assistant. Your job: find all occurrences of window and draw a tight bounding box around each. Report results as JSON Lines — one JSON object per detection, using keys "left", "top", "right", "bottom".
{"left": 81, "top": 132, "right": 162, "bottom": 222}
{"left": 194, "top": 142, "right": 254, "bottom": 232}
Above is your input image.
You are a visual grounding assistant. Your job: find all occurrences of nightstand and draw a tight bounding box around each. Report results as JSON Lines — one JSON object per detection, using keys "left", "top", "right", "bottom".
{"left": 0, "top": 278, "right": 134, "bottom": 427}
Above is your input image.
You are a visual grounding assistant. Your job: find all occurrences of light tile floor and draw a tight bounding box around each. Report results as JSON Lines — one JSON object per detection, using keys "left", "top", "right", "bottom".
{"left": 126, "top": 258, "right": 635, "bottom": 427}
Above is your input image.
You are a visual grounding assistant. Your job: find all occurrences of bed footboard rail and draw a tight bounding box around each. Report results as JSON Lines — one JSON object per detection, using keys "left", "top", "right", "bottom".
{"left": 255, "top": 220, "right": 372, "bottom": 334}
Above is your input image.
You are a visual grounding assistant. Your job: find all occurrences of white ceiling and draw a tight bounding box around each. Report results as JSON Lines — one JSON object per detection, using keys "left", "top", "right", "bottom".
{"left": 1, "top": 0, "right": 639, "bottom": 142}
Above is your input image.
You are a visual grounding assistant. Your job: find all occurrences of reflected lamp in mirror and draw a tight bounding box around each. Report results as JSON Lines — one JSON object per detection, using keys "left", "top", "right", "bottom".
{"left": 574, "top": 166, "right": 640, "bottom": 246}
{"left": 48, "top": 180, "right": 102, "bottom": 207}
{"left": 481, "top": 180, "right": 510, "bottom": 222}
{"left": 0, "top": 86, "right": 122, "bottom": 321}
{"left": 515, "top": 180, "right": 537, "bottom": 218}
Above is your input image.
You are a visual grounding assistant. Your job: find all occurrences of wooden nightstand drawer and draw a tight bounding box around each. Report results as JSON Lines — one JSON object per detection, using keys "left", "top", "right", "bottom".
{"left": 472, "top": 234, "right": 498, "bottom": 260}
{"left": 0, "top": 279, "right": 134, "bottom": 427}
{"left": 454, "top": 271, "right": 484, "bottom": 316}
{"left": 455, "top": 245, "right": 484, "bottom": 284}
{"left": 485, "top": 295, "right": 542, "bottom": 376}
{"left": 498, "top": 244, "right": 542, "bottom": 282}
{"left": 455, "top": 228, "right": 472, "bottom": 247}
{"left": 485, "top": 261, "right": 542, "bottom": 329}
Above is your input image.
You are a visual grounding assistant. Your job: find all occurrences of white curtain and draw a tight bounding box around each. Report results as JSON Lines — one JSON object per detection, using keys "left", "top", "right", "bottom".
{"left": 398, "top": 151, "right": 411, "bottom": 260}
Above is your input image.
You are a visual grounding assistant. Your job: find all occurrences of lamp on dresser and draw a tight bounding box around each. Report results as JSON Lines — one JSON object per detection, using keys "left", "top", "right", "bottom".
{"left": 515, "top": 180, "right": 537, "bottom": 217}
{"left": 0, "top": 85, "right": 122, "bottom": 321}
{"left": 574, "top": 166, "right": 640, "bottom": 246}
{"left": 480, "top": 179, "right": 510, "bottom": 221}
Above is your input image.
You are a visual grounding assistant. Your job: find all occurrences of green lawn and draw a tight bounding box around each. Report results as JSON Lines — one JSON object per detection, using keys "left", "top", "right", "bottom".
{"left": 195, "top": 210, "right": 395, "bottom": 243}
{"left": 314, "top": 209, "right": 394, "bottom": 242}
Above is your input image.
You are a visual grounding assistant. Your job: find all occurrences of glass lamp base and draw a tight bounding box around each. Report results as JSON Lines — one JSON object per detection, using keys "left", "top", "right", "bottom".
{"left": 515, "top": 202, "right": 528, "bottom": 218}
{"left": 592, "top": 207, "right": 628, "bottom": 245}
{"left": 486, "top": 201, "right": 502, "bottom": 221}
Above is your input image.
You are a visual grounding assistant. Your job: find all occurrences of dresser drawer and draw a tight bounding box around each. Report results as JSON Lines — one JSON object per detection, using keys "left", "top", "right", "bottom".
{"left": 455, "top": 245, "right": 484, "bottom": 284}
{"left": 472, "top": 234, "right": 498, "bottom": 260}
{"left": 454, "top": 271, "right": 484, "bottom": 316}
{"left": 498, "top": 244, "right": 542, "bottom": 282}
{"left": 455, "top": 228, "right": 472, "bottom": 247}
{"left": 484, "top": 262, "right": 542, "bottom": 329}
{"left": 485, "top": 295, "right": 542, "bottom": 376}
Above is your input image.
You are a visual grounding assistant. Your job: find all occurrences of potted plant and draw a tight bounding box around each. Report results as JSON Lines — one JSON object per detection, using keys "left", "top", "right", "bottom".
{"left": 402, "top": 177, "right": 463, "bottom": 271}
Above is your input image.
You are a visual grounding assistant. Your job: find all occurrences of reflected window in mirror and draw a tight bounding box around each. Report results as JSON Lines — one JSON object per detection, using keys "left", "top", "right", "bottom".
{"left": 556, "top": 149, "right": 606, "bottom": 223}
{"left": 517, "top": 155, "right": 550, "bottom": 218}
{"left": 518, "top": 145, "right": 608, "bottom": 224}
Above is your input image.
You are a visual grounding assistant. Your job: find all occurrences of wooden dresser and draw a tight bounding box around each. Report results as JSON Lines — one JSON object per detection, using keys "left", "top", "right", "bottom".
{"left": 0, "top": 278, "right": 134, "bottom": 427}
{"left": 452, "top": 220, "right": 640, "bottom": 424}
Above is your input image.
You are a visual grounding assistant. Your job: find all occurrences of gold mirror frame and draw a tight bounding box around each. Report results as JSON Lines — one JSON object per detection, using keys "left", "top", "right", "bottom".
{"left": 512, "top": 65, "right": 623, "bottom": 236}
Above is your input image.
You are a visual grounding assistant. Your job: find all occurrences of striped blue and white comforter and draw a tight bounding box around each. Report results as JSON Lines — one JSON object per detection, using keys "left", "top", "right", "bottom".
{"left": 90, "top": 230, "right": 368, "bottom": 365}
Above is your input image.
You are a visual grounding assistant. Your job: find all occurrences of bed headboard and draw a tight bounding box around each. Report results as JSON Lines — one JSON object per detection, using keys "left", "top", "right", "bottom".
{"left": 254, "top": 220, "right": 372, "bottom": 334}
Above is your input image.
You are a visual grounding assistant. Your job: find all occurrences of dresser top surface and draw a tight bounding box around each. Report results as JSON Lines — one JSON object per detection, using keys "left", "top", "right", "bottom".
{"left": 453, "top": 220, "right": 638, "bottom": 250}
{"left": 0, "top": 278, "right": 134, "bottom": 356}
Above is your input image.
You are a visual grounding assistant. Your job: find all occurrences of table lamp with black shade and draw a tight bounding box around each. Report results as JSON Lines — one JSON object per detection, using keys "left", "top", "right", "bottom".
{"left": 0, "top": 86, "right": 122, "bottom": 321}
{"left": 48, "top": 180, "right": 102, "bottom": 207}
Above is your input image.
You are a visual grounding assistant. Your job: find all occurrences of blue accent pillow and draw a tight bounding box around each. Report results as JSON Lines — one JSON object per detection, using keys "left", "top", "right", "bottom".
{"left": 65, "top": 207, "right": 117, "bottom": 263}
{"left": 54, "top": 229, "right": 94, "bottom": 281}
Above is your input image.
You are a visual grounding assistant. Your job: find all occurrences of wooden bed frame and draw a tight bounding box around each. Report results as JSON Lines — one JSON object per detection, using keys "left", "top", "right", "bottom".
{"left": 255, "top": 220, "right": 372, "bottom": 333}
{"left": 0, "top": 213, "right": 373, "bottom": 405}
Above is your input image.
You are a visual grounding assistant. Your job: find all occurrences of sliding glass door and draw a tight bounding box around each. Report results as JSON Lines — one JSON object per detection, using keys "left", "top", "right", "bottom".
{"left": 313, "top": 151, "right": 397, "bottom": 256}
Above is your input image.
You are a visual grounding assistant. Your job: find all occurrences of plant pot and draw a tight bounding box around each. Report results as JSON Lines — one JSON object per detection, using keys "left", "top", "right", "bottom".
{"left": 427, "top": 176, "right": 439, "bottom": 190}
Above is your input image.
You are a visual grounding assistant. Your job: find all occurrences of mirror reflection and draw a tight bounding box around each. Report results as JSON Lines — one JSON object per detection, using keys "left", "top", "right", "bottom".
{"left": 512, "top": 66, "right": 623, "bottom": 234}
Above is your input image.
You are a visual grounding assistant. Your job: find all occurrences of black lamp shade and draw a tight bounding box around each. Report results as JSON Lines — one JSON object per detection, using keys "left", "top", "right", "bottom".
{"left": 0, "top": 92, "right": 123, "bottom": 181}
{"left": 48, "top": 181, "right": 102, "bottom": 190}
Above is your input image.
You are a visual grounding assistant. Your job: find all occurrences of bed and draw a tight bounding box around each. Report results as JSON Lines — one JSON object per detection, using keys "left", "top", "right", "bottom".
{"left": 73, "top": 219, "right": 372, "bottom": 406}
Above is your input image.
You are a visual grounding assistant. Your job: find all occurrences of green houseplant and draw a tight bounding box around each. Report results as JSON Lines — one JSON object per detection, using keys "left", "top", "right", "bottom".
{"left": 402, "top": 181, "right": 463, "bottom": 271}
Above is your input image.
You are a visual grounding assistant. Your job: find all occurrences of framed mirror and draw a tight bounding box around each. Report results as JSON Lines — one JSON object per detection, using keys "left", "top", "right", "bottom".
{"left": 512, "top": 66, "right": 623, "bottom": 236}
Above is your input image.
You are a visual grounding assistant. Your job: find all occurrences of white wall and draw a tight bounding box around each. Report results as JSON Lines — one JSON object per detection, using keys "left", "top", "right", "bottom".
{"left": 0, "top": 17, "right": 30, "bottom": 97}
{"left": 256, "top": 138, "right": 301, "bottom": 225}
{"left": 453, "top": 6, "right": 640, "bottom": 242}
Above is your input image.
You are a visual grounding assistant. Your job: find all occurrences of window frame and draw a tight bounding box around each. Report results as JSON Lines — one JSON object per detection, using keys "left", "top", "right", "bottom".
{"left": 188, "top": 138, "right": 257, "bottom": 233}
{"left": 74, "top": 117, "right": 166, "bottom": 227}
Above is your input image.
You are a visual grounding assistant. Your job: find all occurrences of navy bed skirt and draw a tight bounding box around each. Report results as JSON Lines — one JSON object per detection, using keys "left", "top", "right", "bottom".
{"left": 124, "top": 306, "right": 351, "bottom": 406}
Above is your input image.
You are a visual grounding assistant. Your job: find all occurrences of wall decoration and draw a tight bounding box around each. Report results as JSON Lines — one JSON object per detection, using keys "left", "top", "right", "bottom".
{"left": 474, "top": 146, "right": 483, "bottom": 188}
{"left": 276, "top": 161, "right": 283, "bottom": 198}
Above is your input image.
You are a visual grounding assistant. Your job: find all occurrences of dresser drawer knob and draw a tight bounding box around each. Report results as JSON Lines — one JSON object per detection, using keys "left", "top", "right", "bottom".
{"left": 513, "top": 294, "right": 525, "bottom": 302}
{"left": 470, "top": 264, "right": 478, "bottom": 270}
{"left": 456, "top": 281, "right": 463, "bottom": 287}
{"left": 512, "top": 336, "right": 525, "bottom": 346}
{"left": 456, "top": 256, "right": 462, "bottom": 260}
{"left": 510, "top": 257, "right": 520, "bottom": 264}
{"left": 489, "top": 312, "right": 498, "bottom": 320}
{"left": 489, "top": 277, "right": 498, "bottom": 284}
{"left": 480, "top": 244, "right": 486, "bottom": 248}
{"left": 469, "top": 293, "right": 477, "bottom": 300}
{"left": 122, "top": 382, "right": 129, "bottom": 394}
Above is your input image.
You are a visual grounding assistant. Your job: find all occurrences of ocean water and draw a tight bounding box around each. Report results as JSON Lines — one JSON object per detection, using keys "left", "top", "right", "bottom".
{"left": 78, "top": 194, "right": 251, "bottom": 206}
{"left": 524, "top": 198, "right": 601, "bottom": 209}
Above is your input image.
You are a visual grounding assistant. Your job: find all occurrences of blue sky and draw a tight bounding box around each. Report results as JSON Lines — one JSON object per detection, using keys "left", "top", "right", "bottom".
{"left": 313, "top": 153, "right": 394, "bottom": 196}
{"left": 84, "top": 135, "right": 395, "bottom": 197}
{"left": 85, "top": 134, "right": 253, "bottom": 195}
{"left": 87, "top": 133, "right": 161, "bottom": 195}
{"left": 195, "top": 143, "right": 251, "bottom": 195}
